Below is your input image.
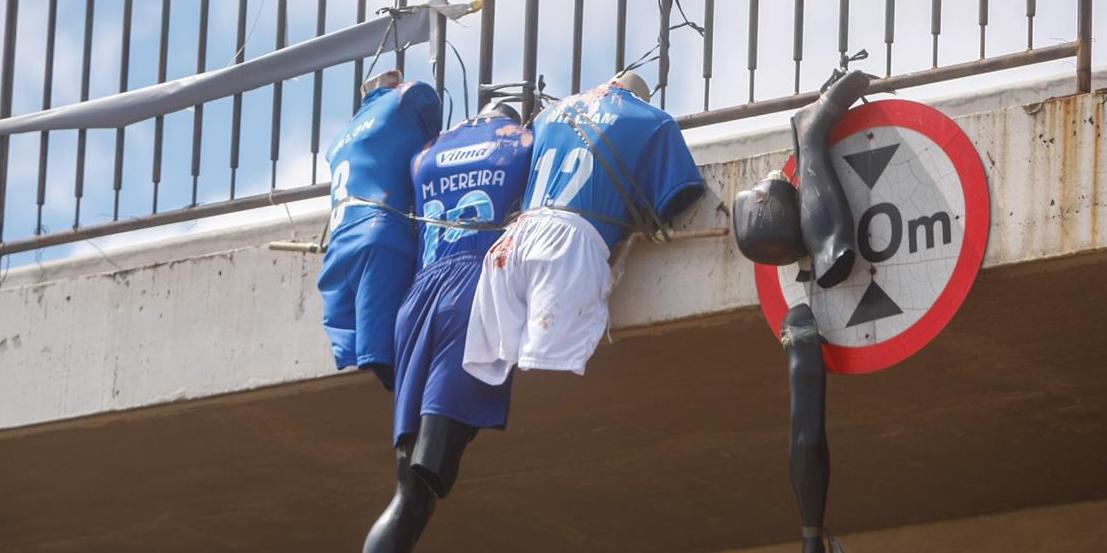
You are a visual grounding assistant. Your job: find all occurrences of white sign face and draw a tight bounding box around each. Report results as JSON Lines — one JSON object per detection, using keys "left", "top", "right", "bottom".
{"left": 756, "top": 99, "right": 989, "bottom": 374}
{"left": 776, "top": 126, "right": 967, "bottom": 347}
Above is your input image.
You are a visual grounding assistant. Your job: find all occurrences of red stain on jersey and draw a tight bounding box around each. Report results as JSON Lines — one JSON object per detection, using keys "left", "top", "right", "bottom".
{"left": 490, "top": 236, "right": 514, "bottom": 269}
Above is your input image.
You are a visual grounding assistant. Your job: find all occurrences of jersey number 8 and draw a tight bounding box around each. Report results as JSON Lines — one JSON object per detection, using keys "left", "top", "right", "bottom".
{"left": 329, "top": 160, "right": 351, "bottom": 231}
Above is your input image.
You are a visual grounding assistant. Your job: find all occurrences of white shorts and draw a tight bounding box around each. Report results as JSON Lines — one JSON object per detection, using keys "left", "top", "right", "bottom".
{"left": 463, "top": 208, "right": 613, "bottom": 385}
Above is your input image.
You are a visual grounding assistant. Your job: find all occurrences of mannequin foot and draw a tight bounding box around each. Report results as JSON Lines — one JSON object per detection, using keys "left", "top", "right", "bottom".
{"left": 802, "top": 536, "right": 826, "bottom": 553}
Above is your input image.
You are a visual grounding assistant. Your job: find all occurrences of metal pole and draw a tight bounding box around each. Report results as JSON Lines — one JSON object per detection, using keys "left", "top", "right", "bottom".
{"left": 113, "top": 0, "right": 132, "bottom": 220}
{"left": 37, "top": 0, "right": 58, "bottom": 234}
{"left": 230, "top": 0, "right": 246, "bottom": 198}
{"left": 978, "top": 0, "right": 988, "bottom": 59}
{"left": 570, "top": 0, "right": 583, "bottom": 94}
{"left": 1076, "top": 0, "right": 1091, "bottom": 93}
{"left": 747, "top": 0, "right": 759, "bottom": 102}
{"left": 703, "top": 0, "right": 715, "bottom": 108}
{"left": 434, "top": 11, "right": 446, "bottom": 99}
{"left": 838, "top": 0, "right": 849, "bottom": 63}
{"left": 310, "top": 0, "right": 326, "bottom": 185}
{"left": 0, "top": 0, "right": 17, "bottom": 244}
{"left": 352, "top": 0, "right": 366, "bottom": 114}
{"left": 521, "top": 0, "right": 539, "bottom": 121}
{"left": 884, "top": 0, "right": 895, "bottom": 77}
{"left": 1026, "top": 0, "right": 1035, "bottom": 50}
{"left": 395, "top": 0, "right": 407, "bottom": 73}
{"left": 74, "top": 0, "right": 95, "bottom": 227}
{"left": 152, "top": 0, "right": 169, "bottom": 213}
{"left": 615, "top": 0, "right": 626, "bottom": 72}
{"left": 792, "top": 0, "right": 803, "bottom": 94}
{"left": 659, "top": 0, "right": 672, "bottom": 107}
{"left": 190, "top": 0, "right": 209, "bottom": 206}
{"left": 270, "top": 0, "right": 287, "bottom": 191}
{"left": 931, "top": 0, "right": 941, "bottom": 68}
{"left": 477, "top": 0, "right": 495, "bottom": 109}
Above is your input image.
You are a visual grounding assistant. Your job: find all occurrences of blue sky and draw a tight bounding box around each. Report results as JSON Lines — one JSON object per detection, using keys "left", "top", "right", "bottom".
{"left": 0, "top": 0, "right": 1101, "bottom": 272}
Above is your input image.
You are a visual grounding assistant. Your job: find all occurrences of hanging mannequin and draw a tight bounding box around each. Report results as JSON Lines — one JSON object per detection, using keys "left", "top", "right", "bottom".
{"left": 364, "top": 97, "right": 531, "bottom": 553}
{"left": 731, "top": 70, "right": 870, "bottom": 553}
{"left": 462, "top": 71, "right": 704, "bottom": 390}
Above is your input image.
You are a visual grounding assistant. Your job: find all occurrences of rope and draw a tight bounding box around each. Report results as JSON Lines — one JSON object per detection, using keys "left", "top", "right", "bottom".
{"left": 556, "top": 102, "right": 671, "bottom": 242}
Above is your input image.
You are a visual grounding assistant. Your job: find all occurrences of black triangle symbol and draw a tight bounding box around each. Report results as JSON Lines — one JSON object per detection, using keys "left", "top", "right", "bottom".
{"left": 846, "top": 281, "right": 904, "bottom": 327}
{"left": 843, "top": 144, "right": 899, "bottom": 190}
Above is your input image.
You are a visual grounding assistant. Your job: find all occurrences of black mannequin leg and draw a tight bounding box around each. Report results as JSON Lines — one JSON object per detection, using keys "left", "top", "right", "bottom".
{"left": 411, "top": 414, "right": 478, "bottom": 499}
{"left": 363, "top": 415, "right": 477, "bottom": 553}
{"left": 363, "top": 439, "right": 436, "bottom": 553}
{"left": 782, "top": 304, "right": 830, "bottom": 553}
{"left": 791, "top": 71, "right": 869, "bottom": 288}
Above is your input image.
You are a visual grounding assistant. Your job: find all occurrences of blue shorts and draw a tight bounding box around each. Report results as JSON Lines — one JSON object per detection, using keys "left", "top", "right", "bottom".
{"left": 392, "top": 252, "right": 513, "bottom": 445}
{"left": 317, "top": 210, "right": 416, "bottom": 384}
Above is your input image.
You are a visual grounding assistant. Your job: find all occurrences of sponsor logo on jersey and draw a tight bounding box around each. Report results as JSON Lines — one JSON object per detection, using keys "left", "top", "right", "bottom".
{"left": 435, "top": 141, "right": 498, "bottom": 167}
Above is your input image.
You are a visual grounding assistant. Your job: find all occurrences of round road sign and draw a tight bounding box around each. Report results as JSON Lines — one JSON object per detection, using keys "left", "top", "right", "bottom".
{"left": 756, "top": 99, "right": 990, "bottom": 375}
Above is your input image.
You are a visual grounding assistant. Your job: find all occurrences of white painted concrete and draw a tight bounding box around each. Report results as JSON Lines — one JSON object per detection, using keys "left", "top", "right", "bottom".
{"left": 1, "top": 80, "right": 1104, "bottom": 430}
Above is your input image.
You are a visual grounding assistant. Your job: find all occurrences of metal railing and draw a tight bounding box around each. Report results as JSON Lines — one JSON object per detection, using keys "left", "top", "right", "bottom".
{"left": 0, "top": 0, "right": 1094, "bottom": 257}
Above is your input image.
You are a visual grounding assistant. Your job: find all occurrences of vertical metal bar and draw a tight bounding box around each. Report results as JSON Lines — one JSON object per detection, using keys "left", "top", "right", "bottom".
{"left": 838, "top": 0, "right": 849, "bottom": 63}
{"left": 229, "top": 0, "right": 246, "bottom": 198}
{"left": 270, "top": 0, "right": 287, "bottom": 191}
{"left": 74, "top": 0, "right": 95, "bottom": 228}
{"left": 352, "top": 0, "right": 366, "bottom": 114}
{"left": 978, "top": 0, "right": 987, "bottom": 59}
{"left": 615, "top": 0, "right": 626, "bottom": 72}
{"left": 747, "top": 0, "right": 759, "bottom": 103}
{"left": 792, "top": 0, "right": 803, "bottom": 94}
{"left": 521, "top": 0, "right": 538, "bottom": 121}
{"left": 931, "top": 0, "right": 941, "bottom": 67}
{"left": 113, "top": 0, "right": 131, "bottom": 221}
{"left": 36, "top": 0, "right": 57, "bottom": 235}
{"left": 0, "top": 0, "right": 17, "bottom": 244}
{"left": 703, "top": 0, "right": 715, "bottom": 109}
{"left": 884, "top": 0, "right": 894, "bottom": 77}
{"left": 477, "top": 0, "right": 495, "bottom": 109}
{"left": 570, "top": 0, "right": 583, "bottom": 94}
{"left": 395, "top": 0, "right": 407, "bottom": 73}
{"left": 190, "top": 0, "right": 209, "bottom": 207}
{"left": 1026, "top": 0, "right": 1035, "bottom": 49}
{"left": 658, "top": 0, "right": 672, "bottom": 108}
{"left": 151, "top": 0, "right": 169, "bottom": 214}
{"left": 1076, "top": 0, "right": 1091, "bottom": 93}
{"left": 310, "top": 0, "right": 325, "bottom": 186}
{"left": 433, "top": 11, "right": 445, "bottom": 99}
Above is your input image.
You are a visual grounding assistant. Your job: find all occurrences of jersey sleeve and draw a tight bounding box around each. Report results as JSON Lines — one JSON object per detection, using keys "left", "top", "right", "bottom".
{"left": 401, "top": 82, "right": 444, "bottom": 142}
{"left": 636, "top": 119, "right": 704, "bottom": 221}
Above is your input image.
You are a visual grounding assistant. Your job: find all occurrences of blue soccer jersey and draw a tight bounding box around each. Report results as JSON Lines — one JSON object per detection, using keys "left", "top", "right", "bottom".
{"left": 325, "top": 81, "right": 442, "bottom": 239}
{"left": 522, "top": 83, "right": 704, "bottom": 249}
{"left": 411, "top": 114, "right": 533, "bottom": 269}
{"left": 316, "top": 81, "right": 440, "bottom": 375}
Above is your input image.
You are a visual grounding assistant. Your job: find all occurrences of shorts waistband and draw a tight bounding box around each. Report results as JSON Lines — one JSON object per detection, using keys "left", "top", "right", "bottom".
{"left": 416, "top": 251, "right": 482, "bottom": 279}
{"left": 516, "top": 207, "right": 611, "bottom": 258}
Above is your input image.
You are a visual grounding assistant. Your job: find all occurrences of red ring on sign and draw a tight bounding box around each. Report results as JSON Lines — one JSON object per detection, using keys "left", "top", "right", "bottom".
{"left": 755, "top": 99, "right": 990, "bottom": 375}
